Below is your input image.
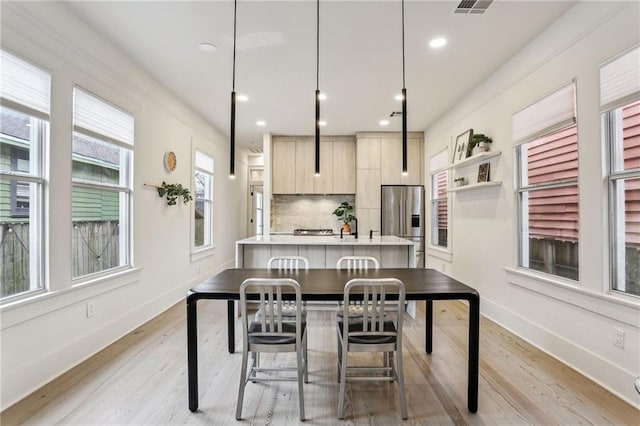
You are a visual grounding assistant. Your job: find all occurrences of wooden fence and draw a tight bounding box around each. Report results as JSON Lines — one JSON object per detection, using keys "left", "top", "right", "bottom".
{"left": 1, "top": 221, "right": 120, "bottom": 297}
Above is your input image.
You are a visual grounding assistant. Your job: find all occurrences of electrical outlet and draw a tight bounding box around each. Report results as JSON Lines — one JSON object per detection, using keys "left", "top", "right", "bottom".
{"left": 86, "top": 301, "right": 95, "bottom": 318}
{"left": 614, "top": 328, "right": 625, "bottom": 348}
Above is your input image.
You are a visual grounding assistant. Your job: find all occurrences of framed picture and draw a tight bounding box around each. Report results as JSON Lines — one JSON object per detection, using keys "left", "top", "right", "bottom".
{"left": 477, "top": 162, "right": 490, "bottom": 183}
{"left": 453, "top": 129, "right": 473, "bottom": 163}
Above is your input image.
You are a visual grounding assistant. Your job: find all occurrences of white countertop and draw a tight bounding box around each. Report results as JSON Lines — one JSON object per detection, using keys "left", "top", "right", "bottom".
{"left": 237, "top": 235, "right": 416, "bottom": 246}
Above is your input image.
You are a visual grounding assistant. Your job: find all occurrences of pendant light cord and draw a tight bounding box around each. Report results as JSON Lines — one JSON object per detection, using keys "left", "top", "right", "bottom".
{"left": 401, "top": 0, "right": 405, "bottom": 89}
{"left": 232, "top": 0, "right": 237, "bottom": 90}
{"left": 316, "top": 0, "right": 319, "bottom": 90}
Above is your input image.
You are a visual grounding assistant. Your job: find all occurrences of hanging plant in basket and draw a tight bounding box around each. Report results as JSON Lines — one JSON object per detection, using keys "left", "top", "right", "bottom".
{"left": 157, "top": 181, "right": 193, "bottom": 205}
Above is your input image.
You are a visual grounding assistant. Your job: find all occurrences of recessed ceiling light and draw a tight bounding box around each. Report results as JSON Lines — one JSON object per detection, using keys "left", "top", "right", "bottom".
{"left": 237, "top": 94, "right": 249, "bottom": 102}
{"left": 394, "top": 94, "right": 404, "bottom": 101}
{"left": 198, "top": 42, "right": 217, "bottom": 52}
{"left": 256, "top": 120, "right": 266, "bottom": 126}
{"left": 318, "top": 93, "right": 327, "bottom": 101}
{"left": 318, "top": 120, "right": 327, "bottom": 126}
{"left": 379, "top": 120, "right": 390, "bottom": 126}
{"left": 429, "top": 37, "right": 447, "bottom": 49}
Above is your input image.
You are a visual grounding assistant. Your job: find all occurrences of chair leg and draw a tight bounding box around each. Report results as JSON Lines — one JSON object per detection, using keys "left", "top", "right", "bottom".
{"left": 395, "top": 346, "right": 408, "bottom": 420}
{"left": 337, "top": 338, "right": 348, "bottom": 419}
{"left": 236, "top": 346, "right": 250, "bottom": 420}
{"left": 303, "top": 331, "right": 309, "bottom": 383}
{"left": 296, "top": 342, "right": 306, "bottom": 421}
{"left": 336, "top": 330, "right": 342, "bottom": 382}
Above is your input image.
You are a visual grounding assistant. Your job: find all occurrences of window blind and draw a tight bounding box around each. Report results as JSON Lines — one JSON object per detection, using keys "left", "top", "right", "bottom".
{"left": 600, "top": 45, "right": 640, "bottom": 112}
{"left": 512, "top": 82, "right": 576, "bottom": 145}
{"left": 73, "top": 87, "right": 134, "bottom": 146}
{"left": 429, "top": 149, "right": 448, "bottom": 172}
{"left": 195, "top": 150, "right": 214, "bottom": 173}
{"left": 0, "top": 49, "right": 51, "bottom": 117}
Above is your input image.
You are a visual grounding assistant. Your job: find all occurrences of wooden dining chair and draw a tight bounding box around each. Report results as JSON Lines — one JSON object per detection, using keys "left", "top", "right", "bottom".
{"left": 336, "top": 278, "right": 407, "bottom": 420}
{"left": 236, "top": 278, "right": 307, "bottom": 421}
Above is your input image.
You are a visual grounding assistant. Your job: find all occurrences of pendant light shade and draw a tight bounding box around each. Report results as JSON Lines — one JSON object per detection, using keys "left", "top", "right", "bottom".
{"left": 314, "top": 0, "right": 321, "bottom": 177}
{"left": 401, "top": 0, "right": 408, "bottom": 176}
{"left": 229, "top": 0, "right": 238, "bottom": 179}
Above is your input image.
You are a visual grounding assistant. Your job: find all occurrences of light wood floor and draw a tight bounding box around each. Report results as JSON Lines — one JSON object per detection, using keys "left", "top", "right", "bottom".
{"left": 2, "top": 300, "right": 637, "bottom": 425}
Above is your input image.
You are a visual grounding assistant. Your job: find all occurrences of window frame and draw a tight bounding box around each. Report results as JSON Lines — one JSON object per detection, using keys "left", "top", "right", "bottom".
{"left": 71, "top": 87, "right": 134, "bottom": 282}
{"left": 605, "top": 101, "right": 640, "bottom": 298}
{"left": 192, "top": 150, "right": 214, "bottom": 253}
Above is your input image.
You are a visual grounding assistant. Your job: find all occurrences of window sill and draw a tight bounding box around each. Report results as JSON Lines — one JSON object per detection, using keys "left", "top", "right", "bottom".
{"left": 0, "top": 267, "right": 142, "bottom": 330}
{"left": 191, "top": 245, "right": 215, "bottom": 262}
{"left": 427, "top": 246, "right": 453, "bottom": 262}
{"left": 505, "top": 267, "right": 639, "bottom": 326}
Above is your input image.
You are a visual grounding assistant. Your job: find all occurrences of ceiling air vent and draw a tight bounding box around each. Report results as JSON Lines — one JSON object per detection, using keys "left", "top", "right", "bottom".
{"left": 246, "top": 147, "right": 263, "bottom": 154}
{"left": 454, "top": 0, "right": 493, "bottom": 15}
{"left": 390, "top": 111, "right": 403, "bottom": 117}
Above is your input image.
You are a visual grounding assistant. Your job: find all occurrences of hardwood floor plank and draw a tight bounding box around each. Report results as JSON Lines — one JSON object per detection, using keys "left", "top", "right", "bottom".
{"left": 2, "top": 300, "right": 637, "bottom": 425}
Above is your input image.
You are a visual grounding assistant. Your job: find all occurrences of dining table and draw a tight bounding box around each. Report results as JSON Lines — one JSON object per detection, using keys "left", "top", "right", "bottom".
{"left": 186, "top": 268, "right": 480, "bottom": 413}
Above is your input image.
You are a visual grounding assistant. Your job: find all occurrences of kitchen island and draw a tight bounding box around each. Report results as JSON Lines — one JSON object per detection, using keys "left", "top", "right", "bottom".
{"left": 236, "top": 234, "right": 417, "bottom": 269}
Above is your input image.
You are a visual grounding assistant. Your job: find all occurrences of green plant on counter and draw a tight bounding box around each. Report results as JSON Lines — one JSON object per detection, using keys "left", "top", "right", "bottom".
{"left": 332, "top": 201, "right": 356, "bottom": 225}
{"left": 157, "top": 181, "right": 193, "bottom": 205}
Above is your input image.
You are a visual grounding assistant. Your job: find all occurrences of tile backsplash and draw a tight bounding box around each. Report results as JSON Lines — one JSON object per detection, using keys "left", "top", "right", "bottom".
{"left": 271, "top": 194, "right": 355, "bottom": 233}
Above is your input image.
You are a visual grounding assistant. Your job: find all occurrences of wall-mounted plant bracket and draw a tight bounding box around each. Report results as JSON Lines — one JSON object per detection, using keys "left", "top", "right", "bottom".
{"left": 145, "top": 182, "right": 193, "bottom": 206}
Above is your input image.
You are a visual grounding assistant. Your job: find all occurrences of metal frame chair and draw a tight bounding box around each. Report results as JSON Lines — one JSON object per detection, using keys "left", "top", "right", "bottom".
{"left": 336, "top": 278, "right": 407, "bottom": 420}
{"left": 255, "top": 256, "right": 309, "bottom": 320}
{"left": 236, "top": 278, "right": 307, "bottom": 421}
{"left": 336, "top": 256, "right": 380, "bottom": 319}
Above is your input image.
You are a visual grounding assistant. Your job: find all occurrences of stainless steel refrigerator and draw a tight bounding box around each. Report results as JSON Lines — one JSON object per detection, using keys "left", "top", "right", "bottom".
{"left": 381, "top": 185, "right": 425, "bottom": 267}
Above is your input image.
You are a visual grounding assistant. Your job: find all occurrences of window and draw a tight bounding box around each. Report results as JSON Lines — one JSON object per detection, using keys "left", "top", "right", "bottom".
{"left": 72, "top": 87, "right": 134, "bottom": 279}
{"left": 429, "top": 150, "right": 449, "bottom": 248}
{"left": 0, "top": 49, "right": 50, "bottom": 300}
{"left": 513, "top": 82, "right": 579, "bottom": 280}
{"left": 194, "top": 150, "right": 213, "bottom": 249}
{"left": 602, "top": 46, "right": 640, "bottom": 297}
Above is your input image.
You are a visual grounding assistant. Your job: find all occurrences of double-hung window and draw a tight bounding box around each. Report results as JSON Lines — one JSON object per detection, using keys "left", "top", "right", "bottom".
{"left": 601, "top": 46, "right": 640, "bottom": 297}
{"left": 429, "top": 149, "right": 449, "bottom": 248}
{"left": 0, "top": 50, "right": 50, "bottom": 300}
{"left": 194, "top": 150, "right": 214, "bottom": 249}
{"left": 513, "top": 81, "right": 579, "bottom": 280}
{"left": 72, "top": 87, "right": 134, "bottom": 279}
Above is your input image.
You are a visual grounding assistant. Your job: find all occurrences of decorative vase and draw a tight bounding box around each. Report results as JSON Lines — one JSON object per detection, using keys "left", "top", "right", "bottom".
{"left": 479, "top": 142, "right": 490, "bottom": 152}
{"left": 472, "top": 146, "right": 482, "bottom": 156}
{"left": 342, "top": 223, "right": 351, "bottom": 233}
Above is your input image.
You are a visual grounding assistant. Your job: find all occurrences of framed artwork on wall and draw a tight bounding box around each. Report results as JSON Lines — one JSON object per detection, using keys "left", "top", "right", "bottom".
{"left": 477, "top": 162, "right": 490, "bottom": 182}
{"left": 453, "top": 129, "right": 473, "bottom": 163}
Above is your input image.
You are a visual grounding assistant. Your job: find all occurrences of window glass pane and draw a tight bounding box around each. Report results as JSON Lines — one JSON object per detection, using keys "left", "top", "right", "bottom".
{"left": 1, "top": 108, "right": 34, "bottom": 173}
{"left": 612, "top": 177, "right": 640, "bottom": 297}
{"left": 72, "top": 132, "right": 123, "bottom": 185}
{"left": 1, "top": 181, "right": 42, "bottom": 298}
{"left": 430, "top": 170, "right": 448, "bottom": 248}
{"left": 521, "top": 125, "right": 578, "bottom": 186}
{"left": 621, "top": 100, "right": 640, "bottom": 171}
{"left": 194, "top": 167, "right": 212, "bottom": 248}
{"left": 520, "top": 185, "right": 579, "bottom": 280}
{"left": 195, "top": 171, "right": 210, "bottom": 200}
{"left": 72, "top": 188, "right": 123, "bottom": 278}
{"left": 195, "top": 200, "right": 205, "bottom": 247}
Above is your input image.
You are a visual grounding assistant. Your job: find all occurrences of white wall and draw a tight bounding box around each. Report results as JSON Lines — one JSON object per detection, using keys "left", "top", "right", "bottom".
{"left": 0, "top": 2, "right": 246, "bottom": 409}
{"left": 424, "top": 2, "right": 640, "bottom": 406}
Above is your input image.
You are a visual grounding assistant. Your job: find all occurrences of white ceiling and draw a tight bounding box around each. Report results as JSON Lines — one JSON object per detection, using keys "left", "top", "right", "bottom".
{"left": 63, "top": 1, "right": 576, "bottom": 149}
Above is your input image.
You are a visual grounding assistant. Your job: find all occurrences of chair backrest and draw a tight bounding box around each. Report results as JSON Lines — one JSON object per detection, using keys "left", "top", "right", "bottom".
{"left": 240, "top": 278, "right": 303, "bottom": 343}
{"left": 336, "top": 256, "right": 380, "bottom": 271}
{"left": 268, "top": 256, "right": 309, "bottom": 272}
{"left": 342, "top": 278, "right": 405, "bottom": 340}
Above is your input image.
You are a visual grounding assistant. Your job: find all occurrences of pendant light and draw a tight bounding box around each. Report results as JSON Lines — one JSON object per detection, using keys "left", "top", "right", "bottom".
{"left": 229, "top": 0, "right": 238, "bottom": 179}
{"left": 401, "top": 0, "right": 408, "bottom": 176}
{"left": 314, "top": 0, "right": 321, "bottom": 177}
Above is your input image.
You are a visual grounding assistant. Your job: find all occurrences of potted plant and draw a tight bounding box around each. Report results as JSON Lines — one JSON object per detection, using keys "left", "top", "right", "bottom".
{"left": 453, "top": 177, "right": 467, "bottom": 187}
{"left": 470, "top": 134, "right": 493, "bottom": 155}
{"left": 157, "top": 181, "right": 193, "bottom": 205}
{"left": 332, "top": 201, "right": 356, "bottom": 233}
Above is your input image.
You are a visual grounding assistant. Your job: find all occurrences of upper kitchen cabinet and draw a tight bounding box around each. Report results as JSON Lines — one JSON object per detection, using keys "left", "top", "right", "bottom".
{"left": 272, "top": 136, "right": 356, "bottom": 194}
{"left": 381, "top": 136, "right": 423, "bottom": 185}
{"left": 332, "top": 138, "right": 356, "bottom": 194}
{"left": 272, "top": 139, "right": 296, "bottom": 194}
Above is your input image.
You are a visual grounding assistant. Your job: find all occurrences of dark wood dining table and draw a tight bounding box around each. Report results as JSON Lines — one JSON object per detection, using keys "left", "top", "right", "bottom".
{"left": 186, "top": 268, "right": 480, "bottom": 413}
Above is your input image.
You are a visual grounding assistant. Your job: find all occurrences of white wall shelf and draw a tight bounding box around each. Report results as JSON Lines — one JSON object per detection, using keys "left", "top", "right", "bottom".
{"left": 446, "top": 150, "right": 501, "bottom": 171}
{"left": 450, "top": 181, "right": 502, "bottom": 193}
